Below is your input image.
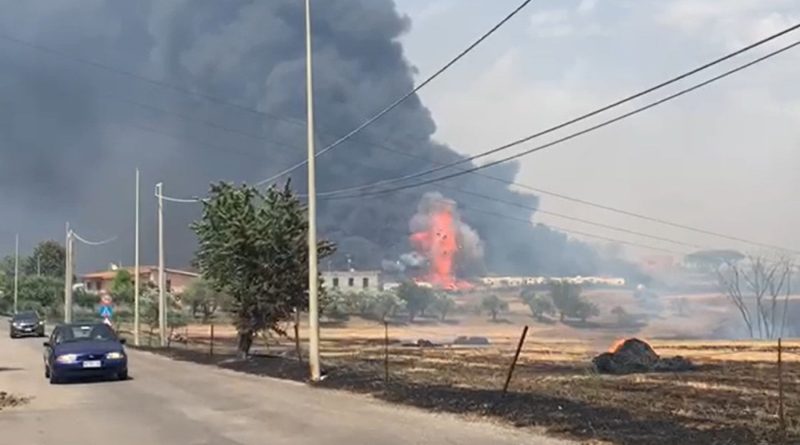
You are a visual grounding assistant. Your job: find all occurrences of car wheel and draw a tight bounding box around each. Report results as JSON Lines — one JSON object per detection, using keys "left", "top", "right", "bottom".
{"left": 117, "top": 370, "right": 128, "bottom": 381}
{"left": 49, "top": 369, "right": 60, "bottom": 384}
{"left": 44, "top": 366, "right": 50, "bottom": 379}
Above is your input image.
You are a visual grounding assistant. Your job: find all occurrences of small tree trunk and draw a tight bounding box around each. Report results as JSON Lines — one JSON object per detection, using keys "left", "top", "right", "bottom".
{"left": 237, "top": 331, "right": 254, "bottom": 359}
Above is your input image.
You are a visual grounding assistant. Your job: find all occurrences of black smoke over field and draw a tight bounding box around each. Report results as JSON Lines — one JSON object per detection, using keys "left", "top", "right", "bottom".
{"left": 0, "top": 0, "right": 625, "bottom": 277}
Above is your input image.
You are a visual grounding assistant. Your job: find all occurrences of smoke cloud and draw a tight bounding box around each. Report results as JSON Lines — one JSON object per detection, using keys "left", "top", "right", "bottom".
{"left": 0, "top": 0, "right": 625, "bottom": 278}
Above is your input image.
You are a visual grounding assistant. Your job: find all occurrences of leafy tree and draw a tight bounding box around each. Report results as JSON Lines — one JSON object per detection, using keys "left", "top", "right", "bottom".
{"left": 522, "top": 292, "right": 555, "bottom": 321}
{"left": 396, "top": 282, "right": 434, "bottom": 322}
{"left": 431, "top": 293, "right": 455, "bottom": 321}
{"left": 574, "top": 300, "right": 600, "bottom": 322}
{"left": 139, "top": 282, "right": 184, "bottom": 346}
{"left": 191, "top": 182, "right": 335, "bottom": 358}
{"left": 481, "top": 294, "right": 508, "bottom": 321}
{"left": 181, "top": 278, "right": 230, "bottom": 322}
{"left": 74, "top": 288, "right": 98, "bottom": 309}
{"left": 24, "top": 240, "right": 65, "bottom": 277}
{"left": 16, "top": 275, "right": 62, "bottom": 313}
{"left": 320, "top": 290, "right": 351, "bottom": 321}
{"left": 369, "top": 291, "right": 405, "bottom": 322}
{"left": 550, "top": 281, "right": 583, "bottom": 322}
{"left": 110, "top": 269, "right": 134, "bottom": 306}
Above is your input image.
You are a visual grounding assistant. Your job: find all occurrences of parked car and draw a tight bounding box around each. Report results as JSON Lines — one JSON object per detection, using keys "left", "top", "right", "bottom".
{"left": 43, "top": 323, "right": 128, "bottom": 384}
{"left": 9, "top": 311, "right": 45, "bottom": 338}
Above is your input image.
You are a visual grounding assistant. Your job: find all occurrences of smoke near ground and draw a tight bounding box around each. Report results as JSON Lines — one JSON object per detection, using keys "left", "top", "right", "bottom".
{"left": 0, "top": 0, "right": 639, "bottom": 278}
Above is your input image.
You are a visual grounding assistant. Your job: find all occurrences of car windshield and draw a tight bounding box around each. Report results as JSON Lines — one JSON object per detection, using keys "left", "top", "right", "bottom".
{"left": 13, "top": 311, "right": 38, "bottom": 321}
{"left": 58, "top": 324, "right": 116, "bottom": 343}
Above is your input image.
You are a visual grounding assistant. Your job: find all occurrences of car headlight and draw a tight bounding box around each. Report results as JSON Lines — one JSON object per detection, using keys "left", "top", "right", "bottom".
{"left": 56, "top": 354, "right": 79, "bottom": 364}
{"left": 12, "top": 322, "right": 21, "bottom": 328}
{"left": 105, "top": 351, "right": 125, "bottom": 360}
{"left": 38, "top": 320, "right": 45, "bottom": 325}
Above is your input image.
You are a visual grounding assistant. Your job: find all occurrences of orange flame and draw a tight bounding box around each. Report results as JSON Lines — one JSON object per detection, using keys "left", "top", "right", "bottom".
{"left": 608, "top": 338, "right": 627, "bottom": 353}
{"left": 410, "top": 202, "right": 471, "bottom": 290}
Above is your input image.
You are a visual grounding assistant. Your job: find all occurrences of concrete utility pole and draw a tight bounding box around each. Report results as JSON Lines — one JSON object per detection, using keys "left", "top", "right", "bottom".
{"left": 156, "top": 182, "right": 167, "bottom": 347}
{"left": 64, "top": 224, "right": 74, "bottom": 323}
{"left": 134, "top": 169, "right": 141, "bottom": 346}
{"left": 13, "top": 233, "right": 19, "bottom": 314}
{"left": 305, "top": 0, "right": 321, "bottom": 382}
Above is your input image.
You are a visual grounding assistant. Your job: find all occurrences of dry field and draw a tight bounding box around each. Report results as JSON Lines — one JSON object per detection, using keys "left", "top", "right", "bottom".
{"left": 126, "top": 289, "right": 800, "bottom": 444}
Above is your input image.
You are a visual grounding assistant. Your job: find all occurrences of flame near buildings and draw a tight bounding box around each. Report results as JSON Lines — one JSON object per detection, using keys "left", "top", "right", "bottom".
{"left": 408, "top": 193, "right": 481, "bottom": 290}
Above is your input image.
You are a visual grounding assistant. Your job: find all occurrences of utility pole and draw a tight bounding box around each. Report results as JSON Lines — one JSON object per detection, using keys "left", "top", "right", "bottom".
{"left": 36, "top": 254, "right": 41, "bottom": 276}
{"left": 156, "top": 182, "right": 167, "bottom": 347}
{"left": 134, "top": 169, "right": 141, "bottom": 346}
{"left": 13, "top": 233, "right": 19, "bottom": 314}
{"left": 64, "top": 224, "right": 74, "bottom": 323}
{"left": 305, "top": 0, "right": 321, "bottom": 382}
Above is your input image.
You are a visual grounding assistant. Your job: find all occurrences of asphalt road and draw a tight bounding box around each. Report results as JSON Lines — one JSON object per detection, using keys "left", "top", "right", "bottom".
{"left": 0, "top": 321, "right": 571, "bottom": 445}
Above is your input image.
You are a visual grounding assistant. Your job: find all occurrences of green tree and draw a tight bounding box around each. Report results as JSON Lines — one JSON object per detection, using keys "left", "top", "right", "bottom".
{"left": 431, "top": 293, "right": 455, "bottom": 321}
{"left": 16, "top": 276, "right": 62, "bottom": 314}
{"left": 574, "top": 300, "right": 600, "bottom": 322}
{"left": 24, "top": 240, "right": 65, "bottom": 277}
{"left": 191, "top": 182, "right": 335, "bottom": 358}
{"left": 110, "top": 269, "right": 134, "bottom": 306}
{"left": 369, "top": 291, "right": 405, "bottom": 322}
{"left": 480, "top": 294, "right": 508, "bottom": 321}
{"left": 181, "top": 278, "right": 230, "bottom": 322}
{"left": 396, "top": 282, "right": 434, "bottom": 322}
{"left": 550, "top": 281, "right": 582, "bottom": 322}
{"left": 522, "top": 292, "right": 555, "bottom": 321}
{"left": 320, "top": 290, "right": 351, "bottom": 321}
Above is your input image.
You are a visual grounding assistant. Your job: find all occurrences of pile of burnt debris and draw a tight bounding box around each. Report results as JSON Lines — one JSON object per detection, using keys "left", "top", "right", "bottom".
{"left": 593, "top": 338, "right": 694, "bottom": 375}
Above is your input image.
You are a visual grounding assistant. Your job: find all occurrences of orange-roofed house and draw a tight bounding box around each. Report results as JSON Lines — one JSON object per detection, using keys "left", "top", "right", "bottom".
{"left": 80, "top": 266, "right": 199, "bottom": 296}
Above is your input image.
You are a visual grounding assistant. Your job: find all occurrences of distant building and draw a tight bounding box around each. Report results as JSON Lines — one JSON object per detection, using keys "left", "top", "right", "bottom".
{"left": 80, "top": 266, "right": 199, "bottom": 295}
{"left": 321, "top": 270, "right": 381, "bottom": 291}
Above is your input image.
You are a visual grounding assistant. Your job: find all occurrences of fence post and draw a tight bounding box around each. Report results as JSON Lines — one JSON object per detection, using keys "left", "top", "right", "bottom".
{"left": 209, "top": 323, "right": 214, "bottom": 357}
{"left": 503, "top": 325, "right": 529, "bottom": 395}
{"left": 185, "top": 325, "right": 189, "bottom": 349}
{"left": 294, "top": 309, "right": 303, "bottom": 365}
{"left": 778, "top": 337, "right": 786, "bottom": 439}
{"left": 384, "top": 321, "right": 389, "bottom": 385}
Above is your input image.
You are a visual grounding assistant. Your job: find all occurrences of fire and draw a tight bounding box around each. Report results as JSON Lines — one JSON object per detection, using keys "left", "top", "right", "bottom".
{"left": 608, "top": 338, "right": 627, "bottom": 353}
{"left": 409, "top": 201, "right": 472, "bottom": 290}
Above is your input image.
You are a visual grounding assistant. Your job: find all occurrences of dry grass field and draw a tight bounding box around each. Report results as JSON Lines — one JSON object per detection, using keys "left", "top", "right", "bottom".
{"left": 125, "top": 289, "right": 800, "bottom": 444}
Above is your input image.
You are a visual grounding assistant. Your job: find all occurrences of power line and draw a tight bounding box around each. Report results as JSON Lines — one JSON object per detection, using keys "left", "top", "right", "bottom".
{"left": 71, "top": 231, "right": 117, "bottom": 246}
{"left": 324, "top": 39, "right": 800, "bottom": 223}
{"left": 431, "top": 183, "right": 708, "bottom": 250}
{"left": 316, "top": 24, "right": 800, "bottom": 198}
{"left": 460, "top": 203, "right": 688, "bottom": 256}
{"left": 255, "top": 0, "right": 536, "bottom": 185}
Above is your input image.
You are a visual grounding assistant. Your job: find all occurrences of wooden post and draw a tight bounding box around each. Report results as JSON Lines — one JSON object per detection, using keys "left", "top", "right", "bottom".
{"left": 294, "top": 309, "right": 303, "bottom": 365}
{"left": 503, "top": 325, "right": 529, "bottom": 395}
{"left": 778, "top": 337, "right": 786, "bottom": 438}
{"left": 185, "top": 325, "right": 189, "bottom": 349}
{"left": 384, "top": 321, "right": 390, "bottom": 385}
{"left": 209, "top": 323, "right": 215, "bottom": 357}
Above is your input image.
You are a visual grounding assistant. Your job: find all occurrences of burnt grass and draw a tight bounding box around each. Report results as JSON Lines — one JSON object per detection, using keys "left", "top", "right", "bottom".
{"left": 136, "top": 341, "right": 799, "bottom": 445}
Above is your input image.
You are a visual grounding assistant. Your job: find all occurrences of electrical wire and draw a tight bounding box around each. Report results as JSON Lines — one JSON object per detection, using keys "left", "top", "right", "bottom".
{"left": 71, "top": 231, "right": 117, "bottom": 246}
{"left": 255, "top": 0, "right": 536, "bottom": 185}
{"left": 316, "top": 24, "right": 800, "bottom": 198}
{"left": 324, "top": 39, "right": 800, "bottom": 216}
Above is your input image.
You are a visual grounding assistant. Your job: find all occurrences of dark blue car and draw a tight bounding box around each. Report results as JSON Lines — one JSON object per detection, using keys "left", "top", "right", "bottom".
{"left": 43, "top": 323, "right": 128, "bottom": 384}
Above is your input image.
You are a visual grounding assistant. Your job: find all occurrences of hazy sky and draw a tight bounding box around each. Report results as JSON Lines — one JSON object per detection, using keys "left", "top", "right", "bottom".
{"left": 394, "top": 0, "right": 800, "bottom": 258}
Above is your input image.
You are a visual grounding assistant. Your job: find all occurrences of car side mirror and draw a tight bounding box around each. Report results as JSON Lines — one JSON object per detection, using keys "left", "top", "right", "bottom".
{"left": 43, "top": 341, "right": 50, "bottom": 347}
{"left": 119, "top": 338, "right": 127, "bottom": 345}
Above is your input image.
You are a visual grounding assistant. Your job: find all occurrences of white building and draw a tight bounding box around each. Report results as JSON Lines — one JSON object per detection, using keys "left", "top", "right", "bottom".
{"left": 321, "top": 270, "right": 381, "bottom": 292}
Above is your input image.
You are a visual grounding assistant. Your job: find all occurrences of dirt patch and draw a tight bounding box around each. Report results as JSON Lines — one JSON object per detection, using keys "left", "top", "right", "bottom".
{"left": 0, "top": 391, "right": 29, "bottom": 411}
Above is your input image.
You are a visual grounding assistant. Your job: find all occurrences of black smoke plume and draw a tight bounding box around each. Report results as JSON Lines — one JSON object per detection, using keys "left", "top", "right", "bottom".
{"left": 0, "top": 0, "right": 622, "bottom": 277}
